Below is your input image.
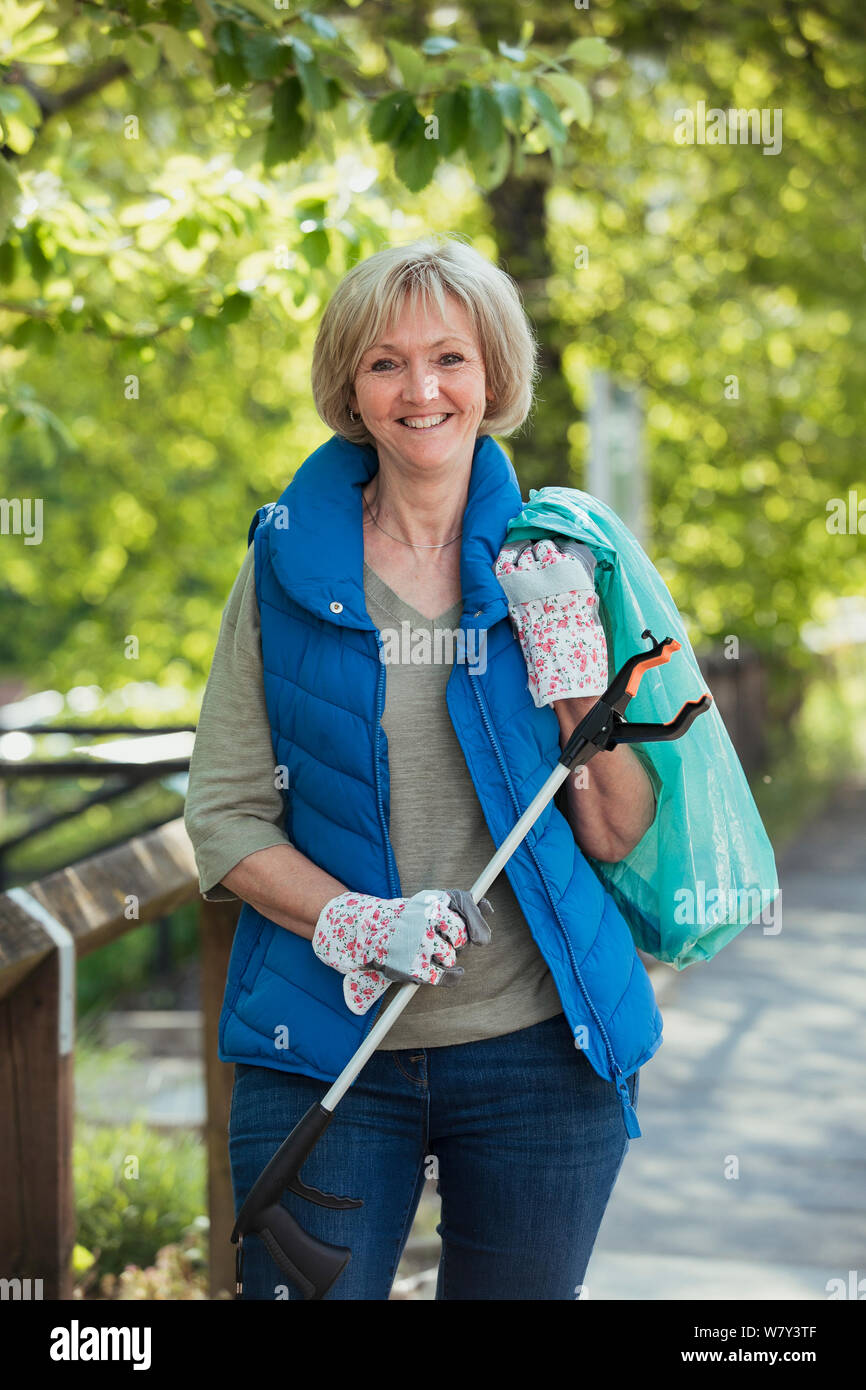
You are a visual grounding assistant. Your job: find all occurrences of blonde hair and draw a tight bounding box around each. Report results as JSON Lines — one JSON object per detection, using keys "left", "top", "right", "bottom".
{"left": 311, "top": 233, "right": 539, "bottom": 444}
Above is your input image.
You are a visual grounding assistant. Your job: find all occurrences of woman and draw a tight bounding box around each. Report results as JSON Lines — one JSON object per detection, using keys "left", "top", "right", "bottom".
{"left": 184, "top": 233, "right": 661, "bottom": 1301}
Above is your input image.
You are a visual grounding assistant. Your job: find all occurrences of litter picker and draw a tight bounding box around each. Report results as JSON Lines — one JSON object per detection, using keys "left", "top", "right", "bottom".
{"left": 231, "top": 627, "right": 712, "bottom": 1299}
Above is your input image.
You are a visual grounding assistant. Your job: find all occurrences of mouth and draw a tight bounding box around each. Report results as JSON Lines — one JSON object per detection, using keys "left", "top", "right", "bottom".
{"left": 396, "top": 413, "right": 453, "bottom": 430}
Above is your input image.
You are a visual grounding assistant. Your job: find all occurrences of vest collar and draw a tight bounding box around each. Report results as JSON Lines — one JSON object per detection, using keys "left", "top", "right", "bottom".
{"left": 265, "top": 432, "right": 525, "bottom": 630}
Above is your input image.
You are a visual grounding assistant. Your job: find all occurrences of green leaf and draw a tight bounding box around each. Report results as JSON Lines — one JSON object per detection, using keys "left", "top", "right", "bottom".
{"left": 300, "top": 10, "right": 338, "bottom": 40}
{"left": 0, "top": 162, "right": 20, "bottom": 239}
{"left": 264, "top": 77, "right": 307, "bottom": 168}
{"left": 497, "top": 40, "right": 526, "bottom": 63}
{"left": 239, "top": 32, "right": 292, "bottom": 82}
{"left": 212, "top": 43, "right": 248, "bottom": 89}
{"left": 296, "top": 199, "right": 327, "bottom": 222}
{"left": 299, "top": 228, "right": 330, "bottom": 268}
{"left": 21, "top": 225, "right": 51, "bottom": 283}
{"left": 491, "top": 81, "right": 523, "bottom": 127}
{"left": 214, "top": 20, "right": 242, "bottom": 56}
{"left": 289, "top": 36, "right": 314, "bottom": 63}
{"left": 421, "top": 36, "right": 458, "bottom": 56}
{"left": 218, "top": 292, "right": 252, "bottom": 325}
{"left": 525, "top": 85, "right": 568, "bottom": 143}
{"left": 468, "top": 135, "right": 512, "bottom": 192}
{"left": 11, "top": 318, "right": 55, "bottom": 350}
{"left": 72, "top": 1244, "right": 96, "bottom": 1274}
{"left": 540, "top": 72, "right": 592, "bottom": 129}
{"left": 124, "top": 34, "right": 161, "bottom": 81}
{"left": 0, "top": 240, "right": 17, "bottom": 284}
{"left": 189, "top": 315, "right": 224, "bottom": 352}
{"left": 466, "top": 85, "right": 504, "bottom": 155}
{"left": 433, "top": 86, "right": 470, "bottom": 156}
{"left": 565, "top": 37, "right": 614, "bottom": 68}
{"left": 293, "top": 49, "right": 330, "bottom": 111}
{"left": 386, "top": 39, "right": 426, "bottom": 94}
{"left": 0, "top": 84, "right": 41, "bottom": 127}
{"left": 322, "top": 77, "right": 342, "bottom": 110}
{"left": 393, "top": 125, "right": 439, "bottom": 192}
{"left": 175, "top": 217, "right": 201, "bottom": 249}
{"left": 368, "top": 91, "right": 418, "bottom": 145}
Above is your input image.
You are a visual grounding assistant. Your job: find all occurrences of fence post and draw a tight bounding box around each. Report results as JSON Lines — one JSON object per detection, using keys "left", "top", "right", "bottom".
{"left": 199, "top": 897, "right": 239, "bottom": 1299}
{"left": 0, "top": 910, "right": 75, "bottom": 1300}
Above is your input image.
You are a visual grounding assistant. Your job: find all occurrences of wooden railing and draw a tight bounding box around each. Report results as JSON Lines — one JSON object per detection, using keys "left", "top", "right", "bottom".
{"left": 0, "top": 818, "right": 238, "bottom": 1300}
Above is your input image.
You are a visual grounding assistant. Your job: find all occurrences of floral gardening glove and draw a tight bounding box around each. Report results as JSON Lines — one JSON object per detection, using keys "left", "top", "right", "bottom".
{"left": 494, "top": 536, "right": 608, "bottom": 709}
{"left": 312, "top": 888, "right": 493, "bottom": 1016}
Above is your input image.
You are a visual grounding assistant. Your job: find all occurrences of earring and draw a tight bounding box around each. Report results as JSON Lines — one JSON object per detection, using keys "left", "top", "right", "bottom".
{"left": 348, "top": 406, "right": 359, "bottom": 422}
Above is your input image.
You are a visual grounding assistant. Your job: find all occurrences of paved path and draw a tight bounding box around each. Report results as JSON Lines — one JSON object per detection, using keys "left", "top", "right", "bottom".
{"left": 586, "top": 777, "right": 866, "bottom": 1300}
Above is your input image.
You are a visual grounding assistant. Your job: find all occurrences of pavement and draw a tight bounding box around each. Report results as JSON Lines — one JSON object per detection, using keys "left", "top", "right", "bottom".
{"left": 583, "top": 776, "right": 866, "bottom": 1300}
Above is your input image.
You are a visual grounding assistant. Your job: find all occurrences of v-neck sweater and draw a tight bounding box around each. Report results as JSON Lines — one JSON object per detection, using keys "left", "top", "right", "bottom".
{"left": 184, "top": 544, "right": 564, "bottom": 1048}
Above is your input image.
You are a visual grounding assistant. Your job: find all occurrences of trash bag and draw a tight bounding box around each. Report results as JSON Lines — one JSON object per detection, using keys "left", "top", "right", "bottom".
{"left": 505, "top": 486, "right": 781, "bottom": 970}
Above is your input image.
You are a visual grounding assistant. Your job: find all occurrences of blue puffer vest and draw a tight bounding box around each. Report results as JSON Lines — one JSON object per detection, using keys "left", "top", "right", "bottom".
{"left": 217, "top": 432, "right": 664, "bottom": 1138}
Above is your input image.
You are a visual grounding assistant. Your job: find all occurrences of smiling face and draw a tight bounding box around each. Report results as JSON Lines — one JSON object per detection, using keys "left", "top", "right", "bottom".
{"left": 348, "top": 293, "right": 493, "bottom": 474}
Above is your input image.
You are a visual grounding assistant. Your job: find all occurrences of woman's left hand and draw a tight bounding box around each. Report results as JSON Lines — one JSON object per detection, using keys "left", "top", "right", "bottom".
{"left": 495, "top": 537, "right": 608, "bottom": 709}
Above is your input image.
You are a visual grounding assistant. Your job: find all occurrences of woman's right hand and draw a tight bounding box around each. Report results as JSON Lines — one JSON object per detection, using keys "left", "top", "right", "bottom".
{"left": 312, "top": 888, "right": 490, "bottom": 1016}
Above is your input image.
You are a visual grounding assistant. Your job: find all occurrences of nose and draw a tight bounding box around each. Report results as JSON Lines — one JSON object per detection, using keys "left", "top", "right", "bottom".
{"left": 401, "top": 357, "right": 440, "bottom": 406}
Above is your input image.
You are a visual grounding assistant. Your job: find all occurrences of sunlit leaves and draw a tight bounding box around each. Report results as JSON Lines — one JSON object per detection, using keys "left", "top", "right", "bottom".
{"left": 565, "top": 37, "right": 615, "bottom": 68}
{"left": 466, "top": 85, "right": 504, "bottom": 155}
{"left": 540, "top": 73, "right": 592, "bottom": 129}
{"left": 263, "top": 76, "right": 306, "bottom": 168}
{"left": 386, "top": 38, "right": 427, "bottom": 94}
{"left": 433, "top": 87, "right": 470, "bottom": 156}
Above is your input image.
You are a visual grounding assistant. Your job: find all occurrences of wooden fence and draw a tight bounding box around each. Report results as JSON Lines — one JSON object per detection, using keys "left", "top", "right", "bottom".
{"left": 0, "top": 818, "right": 238, "bottom": 1299}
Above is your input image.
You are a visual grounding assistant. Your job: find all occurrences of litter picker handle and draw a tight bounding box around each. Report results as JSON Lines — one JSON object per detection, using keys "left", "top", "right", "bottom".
{"left": 231, "top": 622, "right": 715, "bottom": 1300}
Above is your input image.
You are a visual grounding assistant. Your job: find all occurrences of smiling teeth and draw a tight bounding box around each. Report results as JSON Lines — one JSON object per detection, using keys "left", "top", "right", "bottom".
{"left": 400, "top": 414, "right": 449, "bottom": 428}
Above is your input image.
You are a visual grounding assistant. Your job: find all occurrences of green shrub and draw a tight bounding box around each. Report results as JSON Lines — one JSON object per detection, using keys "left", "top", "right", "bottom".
{"left": 97, "top": 1218, "right": 220, "bottom": 1300}
{"left": 74, "top": 1119, "right": 205, "bottom": 1277}
{"left": 76, "top": 903, "right": 200, "bottom": 1017}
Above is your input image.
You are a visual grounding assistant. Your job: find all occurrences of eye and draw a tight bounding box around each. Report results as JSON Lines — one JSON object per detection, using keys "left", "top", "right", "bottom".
{"left": 440, "top": 352, "right": 464, "bottom": 365}
{"left": 370, "top": 358, "right": 396, "bottom": 371}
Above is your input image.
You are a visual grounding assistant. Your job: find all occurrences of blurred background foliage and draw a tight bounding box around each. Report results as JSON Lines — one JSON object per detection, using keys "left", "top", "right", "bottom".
{"left": 1, "top": 0, "right": 865, "bottom": 876}
{"left": 2, "top": 0, "right": 864, "bottom": 1302}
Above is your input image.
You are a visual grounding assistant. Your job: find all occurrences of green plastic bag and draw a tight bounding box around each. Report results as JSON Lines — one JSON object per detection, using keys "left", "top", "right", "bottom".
{"left": 505, "top": 486, "right": 780, "bottom": 969}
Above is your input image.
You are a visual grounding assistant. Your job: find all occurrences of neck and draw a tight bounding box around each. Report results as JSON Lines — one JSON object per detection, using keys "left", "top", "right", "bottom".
{"left": 363, "top": 455, "right": 471, "bottom": 550}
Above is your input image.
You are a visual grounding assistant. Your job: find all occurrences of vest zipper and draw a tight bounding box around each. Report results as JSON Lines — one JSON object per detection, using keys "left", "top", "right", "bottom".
{"left": 373, "top": 632, "right": 400, "bottom": 897}
{"left": 469, "top": 673, "right": 641, "bottom": 1140}
{"left": 356, "top": 633, "right": 402, "bottom": 1051}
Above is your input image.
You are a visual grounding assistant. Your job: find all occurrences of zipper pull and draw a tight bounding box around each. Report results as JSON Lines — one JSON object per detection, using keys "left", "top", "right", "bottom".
{"left": 615, "top": 1070, "right": 642, "bottom": 1139}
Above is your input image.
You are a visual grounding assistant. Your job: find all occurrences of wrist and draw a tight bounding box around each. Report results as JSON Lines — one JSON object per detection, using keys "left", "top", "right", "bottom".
{"left": 553, "top": 694, "right": 599, "bottom": 734}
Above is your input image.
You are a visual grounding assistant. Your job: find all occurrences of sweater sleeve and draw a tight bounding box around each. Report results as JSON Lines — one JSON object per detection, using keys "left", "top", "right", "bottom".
{"left": 183, "top": 542, "right": 291, "bottom": 901}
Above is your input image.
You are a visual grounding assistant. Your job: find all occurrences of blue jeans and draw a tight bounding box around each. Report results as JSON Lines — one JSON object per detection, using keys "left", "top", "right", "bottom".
{"left": 229, "top": 1011, "right": 639, "bottom": 1300}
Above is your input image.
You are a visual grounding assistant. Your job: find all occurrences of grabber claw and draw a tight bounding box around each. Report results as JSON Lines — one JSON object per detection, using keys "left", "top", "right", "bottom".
{"left": 557, "top": 629, "right": 713, "bottom": 772}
